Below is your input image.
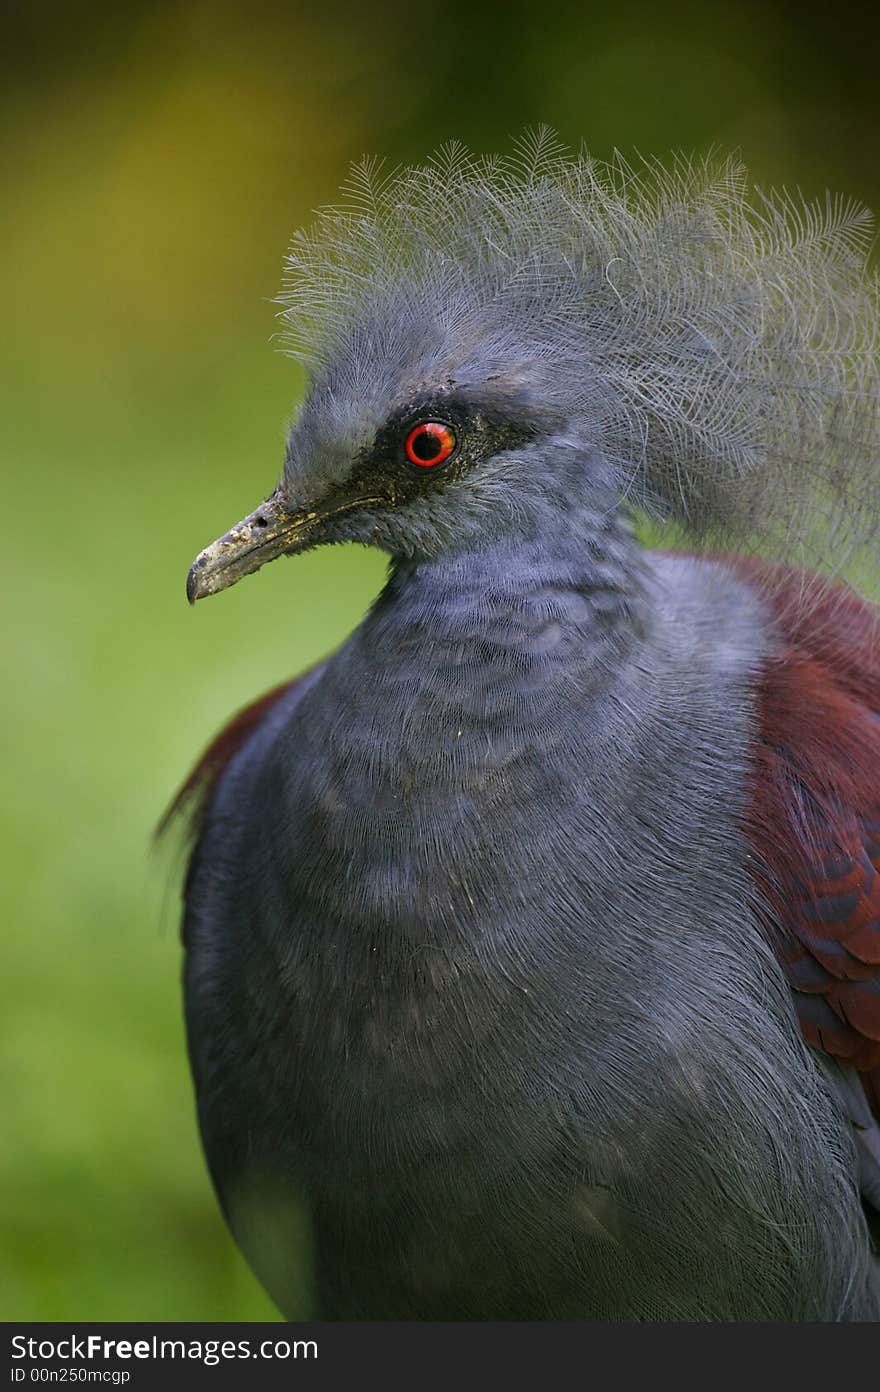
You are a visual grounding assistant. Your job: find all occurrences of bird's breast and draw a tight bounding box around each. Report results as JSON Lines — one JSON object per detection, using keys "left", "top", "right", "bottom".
{"left": 276, "top": 641, "right": 584, "bottom": 941}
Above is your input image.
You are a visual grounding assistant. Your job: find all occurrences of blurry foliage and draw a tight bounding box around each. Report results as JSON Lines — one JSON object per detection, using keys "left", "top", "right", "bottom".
{"left": 2, "top": 0, "right": 877, "bottom": 1320}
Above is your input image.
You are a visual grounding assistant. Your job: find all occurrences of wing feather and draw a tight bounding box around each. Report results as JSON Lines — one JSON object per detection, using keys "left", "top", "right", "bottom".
{"left": 729, "top": 559, "right": 880, "bottom": 1117}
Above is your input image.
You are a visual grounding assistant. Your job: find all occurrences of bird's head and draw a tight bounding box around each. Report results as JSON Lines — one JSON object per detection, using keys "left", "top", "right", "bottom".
{"left": 186, "top": 330, "right": 579, "bottom": 605}
{"left": 187, "top": 133, "right": 880, "bottom": 603}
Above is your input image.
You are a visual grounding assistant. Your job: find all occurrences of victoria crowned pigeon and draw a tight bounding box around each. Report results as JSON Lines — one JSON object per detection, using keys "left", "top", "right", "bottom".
{"left": 169, "top": 136, "right": 880, "bottom": 1320}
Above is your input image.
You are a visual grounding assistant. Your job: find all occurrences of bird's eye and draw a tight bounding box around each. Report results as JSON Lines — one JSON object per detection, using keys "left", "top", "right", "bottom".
{"left": 404, "top": 421, "right": 457, "bottom": 468}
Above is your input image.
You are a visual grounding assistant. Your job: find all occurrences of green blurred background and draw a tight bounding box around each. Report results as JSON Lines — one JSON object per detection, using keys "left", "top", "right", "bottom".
{"left": 3, "top": 0, "right": 878, "bottom": 1321}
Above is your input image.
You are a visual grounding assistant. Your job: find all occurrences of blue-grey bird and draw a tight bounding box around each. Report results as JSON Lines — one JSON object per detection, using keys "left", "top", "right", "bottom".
{"left": 169, "top": 135, "right": 880, "bottom": 1320}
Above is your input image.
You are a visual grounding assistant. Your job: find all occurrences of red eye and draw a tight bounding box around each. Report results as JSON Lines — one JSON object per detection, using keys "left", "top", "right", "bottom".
{"left": 404, "top": 421, "right": 457, "bottom": 468}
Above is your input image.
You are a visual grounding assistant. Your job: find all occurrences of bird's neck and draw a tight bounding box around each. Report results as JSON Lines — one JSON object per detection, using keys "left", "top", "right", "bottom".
{"left": 277, "top": 512, "right": 651, "bottom": 960}
{"left": 289, "top": 511, "right": 653, "bottom": 827}
{"left": 359, "top": 509, "right": 650, "bottom": 710}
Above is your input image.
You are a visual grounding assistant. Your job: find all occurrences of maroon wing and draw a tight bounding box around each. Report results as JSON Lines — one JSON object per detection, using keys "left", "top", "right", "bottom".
{"left": 159, "top": 665, "right": 324, "bottom": 946}
{"left": 158, "top": 677, "right": 301, "bottom": 838}
{"left": 729, "top": 559, "right": 880, "bottom": 1118}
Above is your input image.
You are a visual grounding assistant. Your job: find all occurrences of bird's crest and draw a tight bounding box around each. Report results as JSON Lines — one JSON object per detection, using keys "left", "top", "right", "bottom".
{"left": 277, "top": 131, "right": 880, "bottom": 591}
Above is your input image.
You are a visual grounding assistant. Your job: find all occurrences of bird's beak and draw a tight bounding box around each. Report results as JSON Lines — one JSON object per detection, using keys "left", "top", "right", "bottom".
{"left": 186, "top": 486, "right": 347, "bottom": 603}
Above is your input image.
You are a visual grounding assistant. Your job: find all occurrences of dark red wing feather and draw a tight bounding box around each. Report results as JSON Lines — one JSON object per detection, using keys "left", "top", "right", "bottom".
{"left": 158, "top": 671, "right": 314, "bottom": 839}
{"left": 729, "top": 560, "right": 880, "bottom": 1116}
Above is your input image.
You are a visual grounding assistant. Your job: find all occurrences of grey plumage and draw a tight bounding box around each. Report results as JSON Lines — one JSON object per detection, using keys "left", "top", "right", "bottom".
{"left": 177, "top": 135, "right": 880, "bottom": 1320}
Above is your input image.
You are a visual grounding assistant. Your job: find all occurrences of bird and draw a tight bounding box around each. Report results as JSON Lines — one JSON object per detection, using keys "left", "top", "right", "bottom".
{"left": 166, "top": 133, "right": 880, "bottom": 1321}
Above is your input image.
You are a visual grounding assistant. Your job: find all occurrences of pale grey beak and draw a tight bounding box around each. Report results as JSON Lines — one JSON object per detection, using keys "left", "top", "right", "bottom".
{"left": 185, "top": 488, "right": 326, "bottom": 603}
{"left": 186, "top": 484, "right": 391, "bottom": 603}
